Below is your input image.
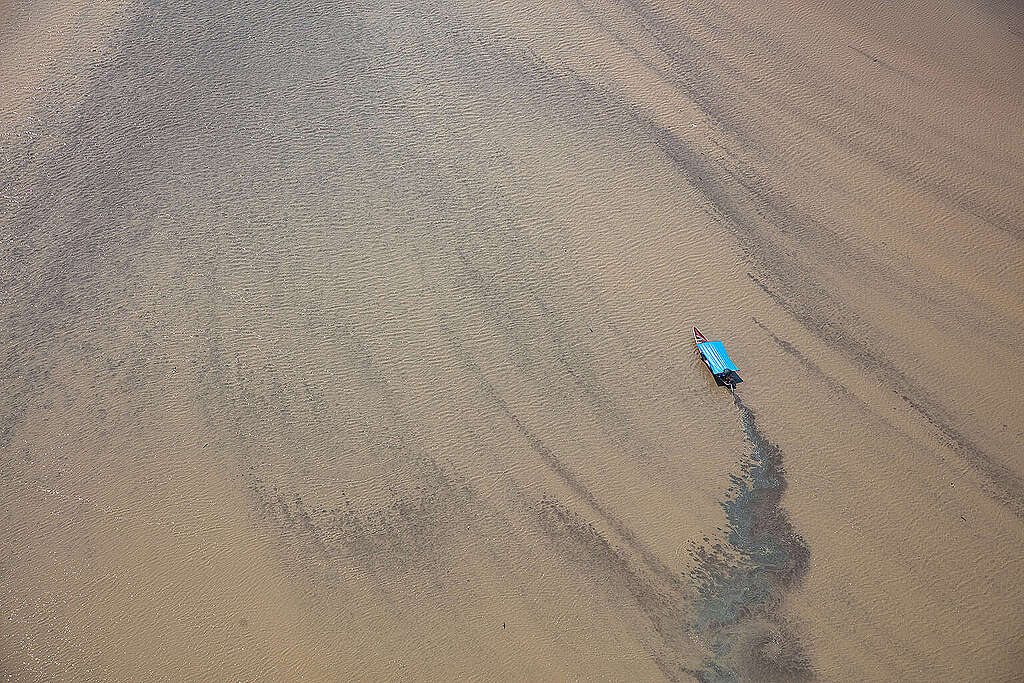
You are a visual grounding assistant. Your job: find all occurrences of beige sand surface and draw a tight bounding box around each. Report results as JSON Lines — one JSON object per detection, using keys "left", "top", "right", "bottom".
{"left": 2, "top": 0, "right": 1022, "bottom": 680}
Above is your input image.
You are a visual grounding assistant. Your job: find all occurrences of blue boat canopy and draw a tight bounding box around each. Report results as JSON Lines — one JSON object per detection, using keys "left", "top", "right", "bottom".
{"left": 697, "top": 340, "right": 739, "bottom": 374}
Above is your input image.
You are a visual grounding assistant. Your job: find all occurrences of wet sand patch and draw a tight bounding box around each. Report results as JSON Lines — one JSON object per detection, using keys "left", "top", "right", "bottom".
{"left": 685, "top": 391, "right": 811, "bottom": 681}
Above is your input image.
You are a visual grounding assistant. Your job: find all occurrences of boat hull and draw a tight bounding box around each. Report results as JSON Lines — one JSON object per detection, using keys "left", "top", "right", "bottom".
{"left": 693, "top": 326, "right": 738, "bottom": 385}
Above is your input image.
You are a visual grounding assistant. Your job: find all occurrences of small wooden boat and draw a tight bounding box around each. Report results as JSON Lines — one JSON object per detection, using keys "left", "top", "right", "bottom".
{"left": 694, "top": 327, "right": 739, "bottom": 385}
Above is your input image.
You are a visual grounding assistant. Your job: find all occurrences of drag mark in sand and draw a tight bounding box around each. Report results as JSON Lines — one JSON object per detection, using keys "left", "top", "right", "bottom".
{"left": 847, "top": 45, "right": 917, "bottom": 82}
{"left": 684, "top": 391, "right": 812, "bottom": 682}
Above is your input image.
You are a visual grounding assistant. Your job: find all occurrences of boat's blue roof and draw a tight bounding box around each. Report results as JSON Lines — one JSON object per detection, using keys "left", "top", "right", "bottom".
{"left": 697, "top": 340, "right": 738, "bottom": 374}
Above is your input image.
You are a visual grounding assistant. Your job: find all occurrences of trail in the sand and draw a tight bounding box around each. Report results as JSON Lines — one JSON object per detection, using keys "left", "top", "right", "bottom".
{"left": 683, "top": 388, "right": 811, "bottom": 682}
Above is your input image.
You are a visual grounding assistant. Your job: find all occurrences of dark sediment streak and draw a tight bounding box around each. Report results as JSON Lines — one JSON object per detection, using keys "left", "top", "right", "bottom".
{"left": 684, "top": 391, "right": 812, "bottom": 682}
{"left": 536, "top": 498, "right": 702, "bottom": 682}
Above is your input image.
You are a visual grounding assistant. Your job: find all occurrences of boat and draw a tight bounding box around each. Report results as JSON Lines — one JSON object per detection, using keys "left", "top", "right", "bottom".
{"left": 694, "top": 327, "right": 739, "bottom": 385}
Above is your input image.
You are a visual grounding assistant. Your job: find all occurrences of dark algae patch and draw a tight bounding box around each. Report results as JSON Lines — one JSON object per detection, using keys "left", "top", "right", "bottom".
{"left": 684, "top": 391, "right": 813, "bottom": 682}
